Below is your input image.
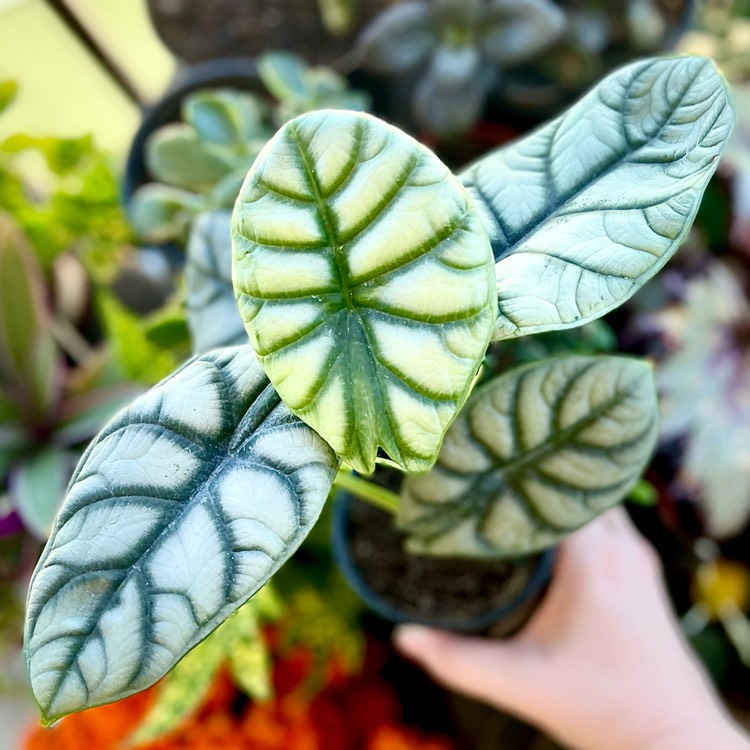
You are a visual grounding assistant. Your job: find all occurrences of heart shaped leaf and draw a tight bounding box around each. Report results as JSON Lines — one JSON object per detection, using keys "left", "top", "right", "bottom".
{"left": 400, "top": 355, "right": 658, "bottom": 557}
{"left": 461, "top": 56, "right": 734, "bottom": 340}
{"left": 232, "top": 110, "right": 495, "bottom": 474}
{"left": 185, "top": 211, "right": 248, "bottom": 354}
{"left": 24, "top": 345, "right": 338, "bottom": 722}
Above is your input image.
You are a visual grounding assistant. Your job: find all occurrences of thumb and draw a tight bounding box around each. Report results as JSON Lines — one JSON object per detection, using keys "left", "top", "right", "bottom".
{"left": 393, "top": 624, "right": 545, "bottom": 717}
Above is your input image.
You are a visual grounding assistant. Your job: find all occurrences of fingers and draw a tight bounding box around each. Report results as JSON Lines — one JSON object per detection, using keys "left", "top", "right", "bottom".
{"left": 393, "top": 624, "right": 542, "bottom": 715}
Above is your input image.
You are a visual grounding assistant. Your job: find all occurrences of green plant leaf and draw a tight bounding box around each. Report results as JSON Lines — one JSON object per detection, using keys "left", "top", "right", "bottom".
{"left": 225, "top": 598, "right": 274, "bottom": 701}
{"left": 258, "top": 51, "right": 314, "bottom": 104}
{"left": 210, "top": 167, "right": 250, "bottom": 208}
{"left": 318, "top": 0, "right": 358, "bottom": 36}
{"left": 128, "top": 184, "right": 204, "bottom": 244}
{"left": 29, "top": 329, "right": 64, "bottom": 420}
{"left": 258, "top": 52, "right": 370, "bottom": 125}
{"left": 55, "top": 383, "right": 142, "bottom": 447}
{"left": 24, "top": 345, "right": 339, "bottom": 722}
{"left": 98, "top": 293, "right": 179, "bottom": 385}
{"left": 0, "top": 80, "right": 17, "bottom": 114}
{"left": 0, "top": 214, "right": 48, "bottom": 380}
{"left": 183, "top": 89, "right": 270, "bottom": 147}
{"left": 146, "top": 124, "right": 238, "bottom": 191}
{"left": 11, "top": 448, "right": 74, "bottom": 540}
{"left": 461, "top": 56, "right": 734, "bottom": 341}
{"left": 185, "top": 211, "right": 247, "bottom": 354}
{"left": 232, "top": 110, "right": 495, "bottom": 474}
{"left": 400, "top": 355, "right": 658, "bottom": 557}
{"left": 1, "top": 134, "right": 95, "bottom": 174}
{"left": 143, "top": 307, "right": 191, "bottom": 351}
{"left": 129, "top": 612, "right": 228, "bottom": 746}
{"left": 0, "top": 214, "right": 64, "bottom": 421}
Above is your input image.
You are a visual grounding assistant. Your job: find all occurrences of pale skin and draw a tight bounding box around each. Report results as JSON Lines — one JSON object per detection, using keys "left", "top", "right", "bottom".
{"left": 394, "top": 508, "right": 750, "bottom": 750}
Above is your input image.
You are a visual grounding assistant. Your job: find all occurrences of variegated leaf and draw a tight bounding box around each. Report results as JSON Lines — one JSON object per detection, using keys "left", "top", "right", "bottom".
{"left": 232, "top": 110, "right": 495, "bottom": 474}
{"left": 460, "top": 56, "right": 734, "bottom": 341}
{"left": 400, "top": 355, "right": 658, "bottom": 557}
{"left": 24, "top": 346, "right": 339, "bottom": 722}
{"left": 185, "top": 211, "right": 248, "bottom": 353}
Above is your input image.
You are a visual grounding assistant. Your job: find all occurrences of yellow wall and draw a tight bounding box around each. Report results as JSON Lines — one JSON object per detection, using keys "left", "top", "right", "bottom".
{"left": 0, "top": 0, "right": 175, "bottom": 158}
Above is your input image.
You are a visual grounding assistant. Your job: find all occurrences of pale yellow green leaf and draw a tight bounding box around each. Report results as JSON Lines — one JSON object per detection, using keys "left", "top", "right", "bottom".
{"left": 233, "top": 110, "right": 495, "bottom": 474}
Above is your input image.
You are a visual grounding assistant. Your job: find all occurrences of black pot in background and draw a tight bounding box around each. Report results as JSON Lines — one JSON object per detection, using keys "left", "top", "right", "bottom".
{"left": 332, "top": 492, "right": 555, "bottom": 635}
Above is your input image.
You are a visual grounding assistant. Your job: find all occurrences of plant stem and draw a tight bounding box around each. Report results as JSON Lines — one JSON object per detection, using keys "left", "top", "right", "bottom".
{"left": 333, "top": 469, "right": 400, "bottom": 516}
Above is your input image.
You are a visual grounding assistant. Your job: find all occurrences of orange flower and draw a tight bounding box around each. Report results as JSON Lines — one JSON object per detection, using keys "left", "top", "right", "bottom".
{"left": 365, "top": 724, "right": 456, "bottom": 750}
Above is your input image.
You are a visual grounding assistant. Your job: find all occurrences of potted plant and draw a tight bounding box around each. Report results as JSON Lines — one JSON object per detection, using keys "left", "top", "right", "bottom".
{"left": 23, "top": 54, "right": 733, "bottom": 724}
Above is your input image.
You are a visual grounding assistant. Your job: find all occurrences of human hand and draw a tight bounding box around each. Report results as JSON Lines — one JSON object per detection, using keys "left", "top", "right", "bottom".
{"left": 394, "top": 508, "right": 749, "bottom": 750}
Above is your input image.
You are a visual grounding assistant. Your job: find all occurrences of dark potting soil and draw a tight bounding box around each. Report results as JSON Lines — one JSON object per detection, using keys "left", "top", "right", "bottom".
{"left": 345, "top": 497, "right": 542, "bottom": 626}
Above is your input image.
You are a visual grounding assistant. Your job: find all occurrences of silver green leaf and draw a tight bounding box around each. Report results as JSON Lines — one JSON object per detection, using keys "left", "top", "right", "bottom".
{"left": 185, "top": 211, "right": 247, "bottom": 354}
{"left": 400, "top": 355, "right": 658, "bottom": 557}
{"left": 24, "top": 345, "right": 339, "bottom": 722}
{"left": 232, "top": 110, "right": 495, "bottom": 475}
{"left": 356, "top": 1, "right": 436, "bottom": 75}
{"left": 483, "top": 0, "right": 567, "bottom": 66}
{"left": 413, "top": 45, "right": 491, "bottom": 138}
{"left": 461, "top": 56, "right": 734, "bottom": 341}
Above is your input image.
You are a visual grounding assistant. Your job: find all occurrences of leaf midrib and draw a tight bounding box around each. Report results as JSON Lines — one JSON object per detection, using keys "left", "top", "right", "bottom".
{"left": 288, "top": 123, "right": 356, "bottom": 311}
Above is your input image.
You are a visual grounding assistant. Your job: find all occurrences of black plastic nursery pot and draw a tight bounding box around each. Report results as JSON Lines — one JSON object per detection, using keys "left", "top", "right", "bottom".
{"left": 332, "top": 492, "right": 555, "bottom": 635}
